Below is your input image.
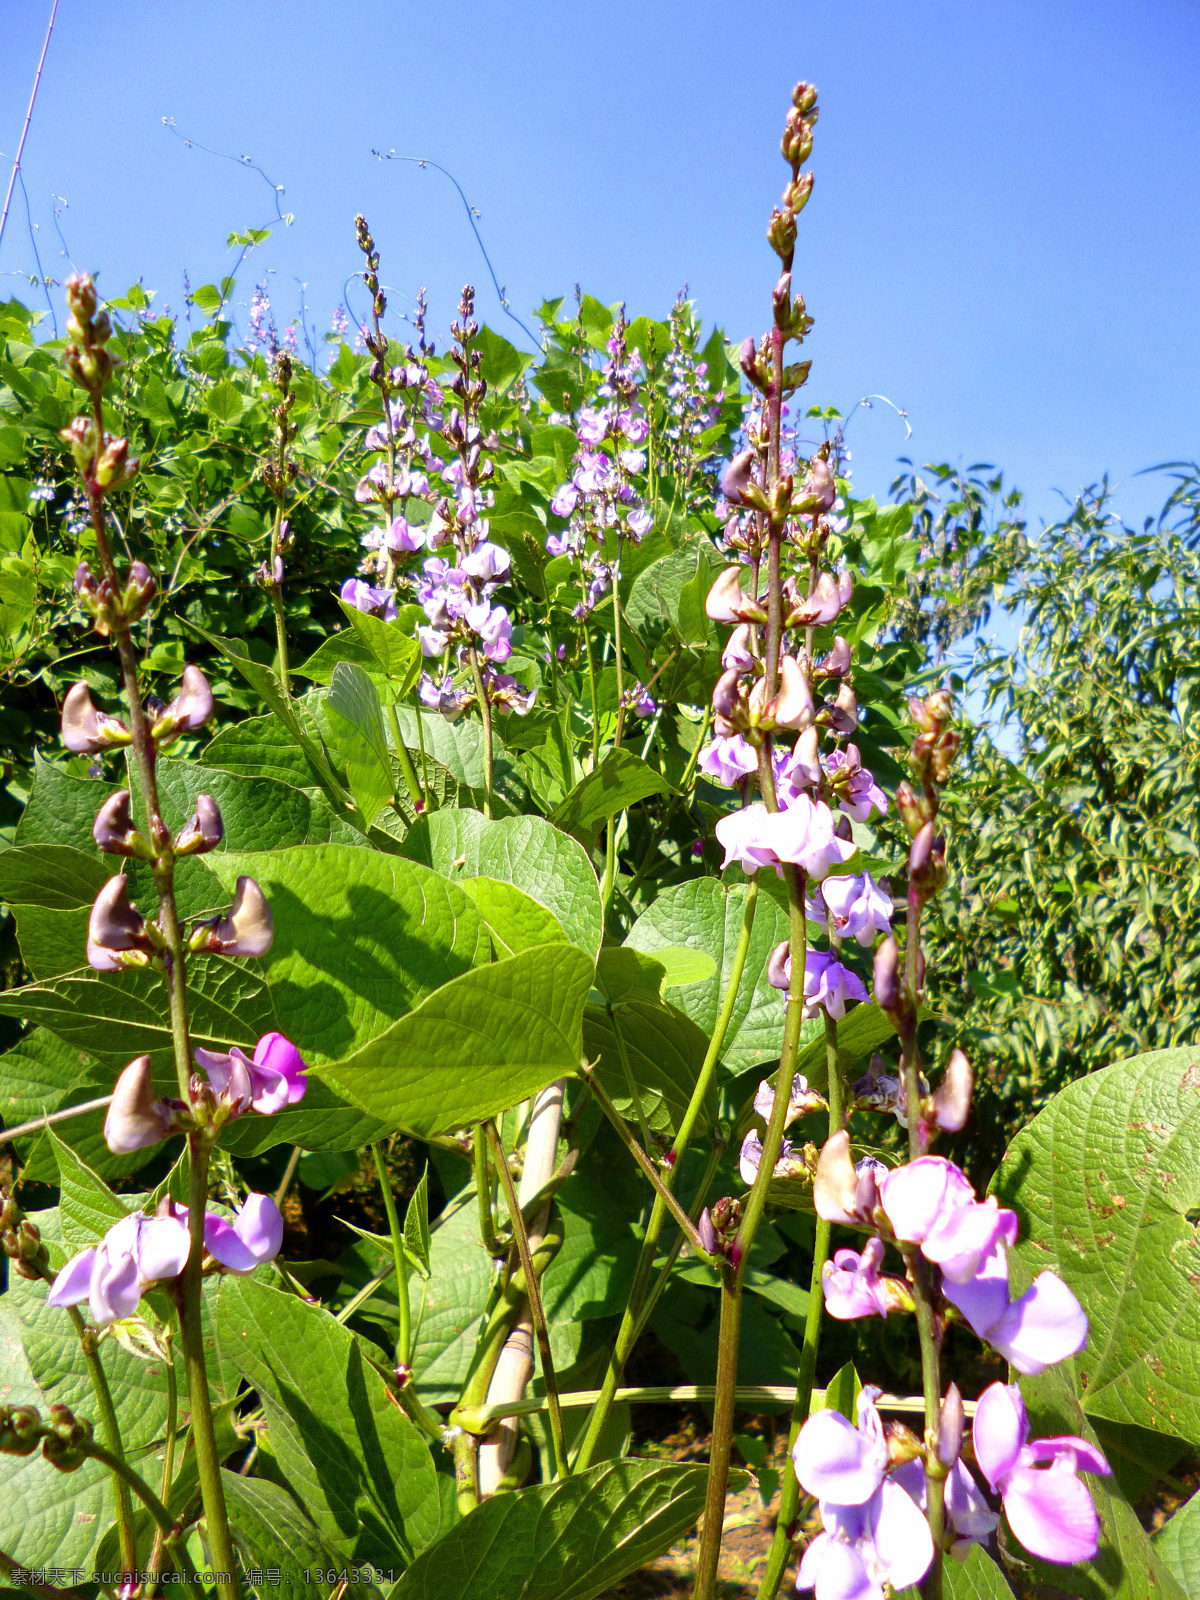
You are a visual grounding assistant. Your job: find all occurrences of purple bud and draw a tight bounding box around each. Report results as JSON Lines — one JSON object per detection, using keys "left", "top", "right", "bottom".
{"left": 88, "top": 875, "right": 148, "bottom": 955}
{"left": 873, "top": 937, "right": 901, "bottom": 1013}
{"left": 208, "top": 876, "right": 274, "bottom": 958}
{"left": 698, "top": 1208, "right": 717, "bottom": 1256}
{"left": 174, "top": 794, "right": 224, "bottom": 857}
{"left": 152, "top": 666, "right": 213, "bottom": 745}
{"left": 937, "top": 1383, "right": 965, "bottom": 1467}
{"left": 104, "top": 1056, "right": 175, "bottom": 1155}
{"left": 123, "top": 561, "right": 157, "bottom": 620}
{"left": 720, "top": 448, "right": 760, "bottom": 508}
{"left": 92, "top": 790, "right": 151, "bottom": 859}
{"left": 930, "top": 1048, "right": 973, "bottom": 1133}
{"left": 767, "top": 939, "right": 791, "bottom": 991}
{"left": 738, "top": 336, "right": 757, "bottom": 377}
{"left": 711, "top": 667, "right": 742, "bottom": 719}
{"left": 61, "top": 681, "right": 130, "bottom": 754}
{"left": 817, "top": 636, "right": 851, "bottom": 676}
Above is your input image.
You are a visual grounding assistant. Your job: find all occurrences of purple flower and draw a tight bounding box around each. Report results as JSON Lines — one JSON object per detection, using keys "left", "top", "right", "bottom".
{"left": 340, "top": 577, "right": 397, "bottom": 621}
{"left": 753, "top": 1073, "right": 824, "bottom": 1127}
{"left": 777, "top": 727, "right": 823, "bottom": 799}
{"left": 104, "top": 1056, "right": 175, "bottom": 1155}
{"left": 826, "top": 746, "right": 888, "bottom": 823}
{"left": 767, "top": 945, "right": 868, "bottom": 1020}
{"left": 194, "top": 1031, "right": 307, "bottom": 1117}
{"left": 879, "top": 1158, "right": 1014, "bottom": 1282}
{"left": 550, "top": 484, "right": 580, "bottom": 518}
{"left": 943, "top": 1251, "right": 1089, "bottom": 1375}
{"left": 618, "top": 410, "right": 649, "bottom": 443}
{"left": 820, "top": 872, "right": 893, "bottom": 947}
{"left": 385, "top": 516, "right": 425, "bottom": 553}
{"left": 721, "top": 624, "right": 756, "bottom": 672}
{"left": 698, "top": 735, "right": 758, "bottom": 788}
{"left": 972, "top": 1382, "right": 1109, "bottom": 1564}
{"left": 814, "top": 1133, "right": 887, "bottom": 1227}
{"left": 150, "top": 666, "right": 214, "bottom": 745}
{"left": 418, "top": 625, "right": 449, "bottom": 657}
{"left": 793, "top": 1389, "right": 933, "bottom": 1597}
{"left": 714, "top": 798, "right": 856, "bottom": 881}
{"left": 462, "top": 541, "right": 512, "bottom": 584}
{"left": 822, "top": 1236, "right": 912, "bottom": 1322}
{"left": 576, "top": 406, "right": 610, "bottom": 444}
{"left": 738, "top": 1129, "right": 806, "bottom": 1185}
{"left": 890, "top": 1457, "right": 1000, "bottom": 1559}
{"left": 88, "top": 875, "right": 150, "bottom": 970}
{"left": 469, "top": 602, "right": 513, "bottom": 662}
{"left": 619, "top": 448, "right": 646, "bottom": 473}
{"left": 202, "top": 1193, "right": 285, "bottom": 1273}
{"left": 61, "top": 681, "right": 131, "bottom": 755}
{"left": 46, "top": 1208, "right": 192, "bottom": 1327}
{"left": 626, "top": 506, "right": 653, "bottom": 540}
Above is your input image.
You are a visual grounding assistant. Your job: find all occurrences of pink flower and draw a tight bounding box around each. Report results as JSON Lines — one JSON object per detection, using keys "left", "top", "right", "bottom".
{"left": 972, "top": 1382, "right": 1109, "bottom": 1564}
{"left": 194, "top": 1031, "right": 307, "bottom": 1117}
{"left": 822, "top": 1236, "right": 912, "bottom": 1322}
{"left": 698, "top": 735, "right": 758, "bottom": 788}
{"left": 202, "top": 1193, "right": 285, "bottom": 1273}
{"left": 819, "top": 872, "right": 893, "bottom": 947}
{"left": 104, "top": 1056, "right": 175, "bottom": 1154}
{"left": 767, "top": 944, "right": 868, "bottom": 1020}
{"left": 46, "top": 1209, "right": 191, "bottom": 1327}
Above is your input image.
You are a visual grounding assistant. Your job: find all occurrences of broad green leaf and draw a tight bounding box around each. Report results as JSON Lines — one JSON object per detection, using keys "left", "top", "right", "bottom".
{"left": 656, "top": 946, "right": 717, "bottom": 987}
{"left": 389, "top": 706, "right": 525, "bottom": 809}
{"left": 626, "top": 879, "right": 793, "bottom": 1072}
{"left": 0, "top": 1027, "right": 117, "bottom": 1181}
{"left": 326, "top": 661, "right": 394, "bottom": 824}
{"left": 221, "top": 1472, "right": 346, "bottom": 1600}
{"left": 820, "top": 1361, "right": 862, "bottom": 1422}
{"left": 399, "top": 808, "right": 603, "bottom": 958}
{"left": 584, "top": 995, "right": 715, "bottom": 1137}
{"left": 541, "top": 1173, "right": 642, "bottom": 1369}
{"left": 204, "top": 845, "right": 487, "bottom": 1066}
{"left": 213, "top": 1277, "right": 442, "bottom": 1567}
{"left": 915, "top": 1546, "right": 1016, "bottom": 1598}
{"left": 14, "top": 756, "right": 121, "bottom": 849}
{"left": 1008, "top": 1361, "right": 1187, "bottom": 1598}
{"left": 387, "top": 1460, "right": 739, "bottom": 1600}
{"left": 340, "top": 601, "right": 422, "bottom": 687}
{"left": 1155, "top": 1488, "right": 1200, "bottom": 1599}
{"left": 475, "top": 325, "right": 531, "bottom": 392}
{"left": 459, "top": 877, "right": 567, "bottom": 957}
{"left": 594, "top": 946, "right": 667, "bottom": 1004}
{"left": 0, "top": 843, "right": 111, "bottom": 909}
{"left": 403, "top": 1166, "right": 431, "bottom": 1278}
{"left": 47, "top": 1126, "right": 132, "bottom": 1244}
{"left": 552, "top": 748, "right": 671, "bottom": 839}
{"left": 221, "top": 1074, "right": 392, "bottom": 1158}
{"left": 201, "top": 713, "right": 328, "bottom": 792}
{"left": 295, "top": 628, "right": 379, "bottom": 684}
{"left": 326, "top": 944, "right": 592, "bottom": 1138}
{"left": 155, "top": 758, "right": 363, "bottom": 852}
{"left": 993, "top": 1047, "right": 1200, "bottom": 1449}
{"left": 11, "top": 903, "right": 100, "bottom": 980}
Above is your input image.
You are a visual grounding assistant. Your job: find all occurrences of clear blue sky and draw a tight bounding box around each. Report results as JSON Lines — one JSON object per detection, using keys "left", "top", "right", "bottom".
{"left": 2, "top": 0, "right": 1197, "bottom": 530}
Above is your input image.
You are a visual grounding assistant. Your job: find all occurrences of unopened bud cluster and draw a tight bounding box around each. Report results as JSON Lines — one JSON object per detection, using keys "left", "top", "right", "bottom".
{"left": 0, "top": 1401, "right": 93, "bottom": 1472}
{"left": 1, "top": 1190, "right": 50, "bottom": 1280}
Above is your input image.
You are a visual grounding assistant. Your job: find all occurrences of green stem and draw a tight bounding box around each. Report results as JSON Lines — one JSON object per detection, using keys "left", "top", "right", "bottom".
{"left": 485, "top": 1122, "right": 569, "bottom": 1480}
{"left": 584, "top": 1067, "right": 707, "bottom": 1253}
{"left": 474, "top": 1125, "right": 501, "bottom": 1256}
{"left": 755, "top": 1012, "right": 843, "bottom": 1598}
{"left": 387, "top": 702, "right": 424, "bottom": 809}
{"left": 466, "top": 648, "right": 494, "bottom": 817}
{"left": 372, "top": 1141, "right": 411, "bottom": 1370}
{"left": 412, "top": 693, "right": 431, "bottom": 801}
{"left": 269, "top": 583, "right": 290, "bottom": 698}
{"left": 65, "top": 1307, "right": 137, "bottom": 1575}
{"left": 573, "top": 878, "right": 760, "bottom": 1471}
{"left": 272, "top": 1146, "right": 302, "bottom": 1209}
{"left": 85, "top": 1443, "right": 175, "bottom": 1538}
{"left": 628, "top": 1142, "right": 724, "bottom": 1346}
{"left": 0, "top": 1550, "right": 71, "bottom": 1598}
{"left": 459, "top": 1383, "right": 938, "bottom": 1430}
{"left": 692, "top": 866, "right": 806, "bottom": 1600}
{"left": 176, "top": 1136, "right": 239, "bottom": 1593}
{"left": 143, "top": 1336, "right": 178, "bottom": 1595}
{"left": 612, "top": 548, "right": 627, "bottom": 749}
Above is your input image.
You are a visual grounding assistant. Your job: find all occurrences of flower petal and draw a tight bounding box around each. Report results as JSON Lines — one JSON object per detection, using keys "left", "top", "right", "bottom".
{"left": 792, "top": 1409, "right": 885, "bottom": 1505}
{"left": 203, "top": 1214, "right": 258, "bottom": 1273}
{"left": 869, "top": 1478, "right": 935, "bottom": 1590}
{"left": 945, "top": 1460, "right": 1001, "bottom": 1542}
{"left": 972, "top": 1381, "right": 1026, "bottom": 1490}
{"left": 135, "top": 1215, "right": 192, "bottom": 1283}
{"left": 1003, "top": 1463, "right": 1100, "bottom": 1564}
{"left": 941, "top": 1241, "right": 1011, "bottom": 1337}
{"left": 801, "top": 1535, "right": 880, "bottom": 1600}
{"left": 986, "top": 1271, "right": 1088, "bottom": 1376}
{"left": 45, "top": 1248, "right": 96, "bottom": 1308}
{"left": 878, "top": 1157, "right": 974, "bottom": 1244}
{"left": 233, "top": 1194, "right": 284, "bottom": 1265}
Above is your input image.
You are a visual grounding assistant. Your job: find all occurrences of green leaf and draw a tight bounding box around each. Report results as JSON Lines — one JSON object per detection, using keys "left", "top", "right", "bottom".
{"left": 552, "top": 748, "right": 671, "bottom": 839}
{"left": 0, "top": 844, "right": 111, "bottom": 909}
{"left": 204, "top": 844, "right": 488, "bottom": 1066}
{"left": 339, "top": 602, "right": 422, "bottom": 687}
{"left": 191, "top": 283, "right": 223, "bottom": 314}
{"left": 940, "top": 1545, "right": 1018, "bottom": 1598}
{"left": 16, "top": 755, "right": 121, "bottom": 849}
{"left": 399, "top": 808, "right": 603, "bottom": 958}
{"left": 820, "top": 1361, "right": 862, "bottom": 1422}
{"left": 201, "top": 713, "right": 328, "bottom": 793}
{"left": 386, "top": 706, "right": 524, "bottom": 809}
{"left": 47, "top": 1126, "right": 132, "bottom": 1244}
{"left": 993, "top": 1046, "right": 1200, "bottom": 1450}
{"left": 221, "top": 1075, "right": 391, "bottom": 1159}
{"left": 326, "top": 661, "right": 394, "bottom": 824}
{"left": 0, "top": 1027, "right": 125, "bottom": 1182}
{"left": 625, "top": 879, "right": 792, "bottom": 1072}
{"left": 792, "top": 1002, "right": 899, "bottom": 1094}
{"left": 459, "top": 877, "right": 567, "bottom": 957}
{"left": 584, "top": 995, "right": 714, "bottom": 1138}
{"left": 213, "top": 1276, "right": 442, "bottom": 1568}
{"left": 541, "top": 1173, "right": 642, "bottom": 1368}
{"left": 1155, "top": 1488, "right": 1200, "bottom": 1599}
{"left": 294, "top": 629, "right": 379, "bottom": 685}
{"left": 403, "top": 1167, "right": 431, "bottom": 1278}
{"left": 222, "top": 1472, "right": 347, "bottom": 1600}
{"left": 325, "top": 944, "right": 592, "bottom": 1138}
{"left": 387, "top": 1459, "right": 738, "bottom": 1600}
{"left": 155, "top": 758, "right": 363, "bottom": 853}
{"left": 475, "top": 326, "right": 531, "bottom": 393}
{"left": 656, "top": 946, "right": 717, "bottom": 988}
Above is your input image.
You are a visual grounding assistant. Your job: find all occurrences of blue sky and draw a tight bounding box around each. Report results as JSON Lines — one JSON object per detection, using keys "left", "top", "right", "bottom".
{"left": 2, "top": 0, "right": 1197, "bottom": 531}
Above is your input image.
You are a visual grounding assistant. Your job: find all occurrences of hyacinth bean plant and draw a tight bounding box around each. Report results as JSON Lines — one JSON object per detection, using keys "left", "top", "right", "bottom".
{"left": 0, "top": 79, "right": 1195, "bottom": 1600}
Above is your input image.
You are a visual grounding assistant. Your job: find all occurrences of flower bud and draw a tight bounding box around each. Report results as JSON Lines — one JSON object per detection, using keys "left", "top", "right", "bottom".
{"left": 817, "top": 636, "right": 851, "bottom": 677}
{"left": 698, "top": 1207, "right": 717, "bottom": 1256}
{"left": 873, "top": 937, "right": 901, "bottom": 1015}
{"left": 174, "top": 793, "right": 224, "bottom": 857}
{"left": 60, "top": 415, "right": 99, "bottom": 472}
{"left": 929, "top": 1048, "right": 973, "bottom": 1134}
{"left": 935, "top": 1383, "right": 965, "bottom": 1468}
{"left": 706, "top": 566, "right": 765, "bottom": 624}
{"left": 151, "top": 665, "right": 214, "bottom": 746}
{"left": 42, "top": 1403, "right": 93, "bottom": 1473}
{"left": 89, "top": 875, "right": 149, "bottom": 956}
{"left": 92, "top": 790, "right": 153, "bottom": 859}
{"left": 194, "top": 875, "right": 274, "bottom": 958}
{"left": 711, "top": 667, "right": 743, "bottom": 720}
{"left": 94, "top": 436, "right": 139, "bottom": 491}
{"left": 65, "top": 272, "right": 98, "bottom": 325}
{"left": 123, "top": 561, "right": 157, "bottom": 620}
{"left": 767, "top": 206, "right": 798, "bottom": 261}
{"left": 894, "top": 780, "right": 930, "bottom": 839}
{"left": 738, "top": 336, "right": 764, "bottom": 390}
{"left": 823, "top": 681, "right": 858, "bottom": 734}
{"left": 0, "top": 1403, "right": 44, "bottom": 1457}
{"left": 909, "top": 823, "right": 946, "bottom": 903}
{"left": 814, "top": 1131, "right": 860, "bottom": 1224}
{"left": 104, "top": 1056, "right": 175, "bottom": 1155}
{"left": 883, "top": 1420, "right": 924, "bottom": 1468}
{"left": 720, "top": 449, "right": 766, "bottom": 511}
{"left": 767, "top": 654, "right": 814, "bottom": 731}
{"left": 792, "top": 456, "right": 836, "bottom": 516}
{"left": 61, "top": 681, "right": 131, "bottom": 754}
